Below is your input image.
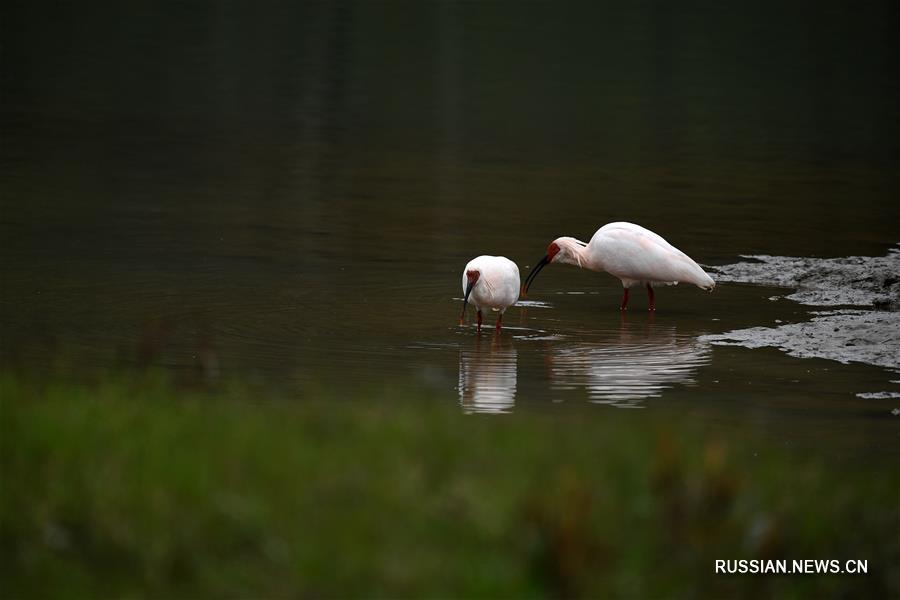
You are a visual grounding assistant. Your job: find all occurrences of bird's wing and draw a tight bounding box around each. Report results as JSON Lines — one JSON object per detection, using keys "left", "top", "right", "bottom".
{"left": 597, "top": 226, "right": 703, "bottom": 285}
{"left": 597, "top": 222, "right": 675, "bottom": 250}
{"left": 481, "top": 257, "right": 520, "bottom": 306}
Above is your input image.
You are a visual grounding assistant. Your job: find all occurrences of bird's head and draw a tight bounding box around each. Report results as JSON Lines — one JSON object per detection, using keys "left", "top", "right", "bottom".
{"left": 521, "top": 237, "right": 586, "bottom": 296}
{"left": 459, "top": 270, "right": 480, "bottom": 325}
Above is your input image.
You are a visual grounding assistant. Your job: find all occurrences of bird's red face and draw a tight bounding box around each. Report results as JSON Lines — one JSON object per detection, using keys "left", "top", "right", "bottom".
{"left": 466, "top": 269, "right": 481, "bottom": 283}
{"left": 546, "top": 242, "right": 561, "bottom": 263}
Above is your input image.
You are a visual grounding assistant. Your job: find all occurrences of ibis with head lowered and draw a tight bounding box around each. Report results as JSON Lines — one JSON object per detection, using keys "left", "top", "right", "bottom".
{"left": 460, "top": 256, "right": 520, "bottom": 332}
{"left": 521, "top": 222, "right": 715, "bottom": 310}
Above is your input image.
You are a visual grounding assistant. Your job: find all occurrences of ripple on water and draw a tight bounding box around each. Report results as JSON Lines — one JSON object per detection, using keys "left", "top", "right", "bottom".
{"left": 451, "top": 298, "right": 553, "bottom": 309}
{"left": 855, "top": 392, "right": 900, "bottom": 399}
{"left": 516, "top": 299, "right": 554, "bottom": 308}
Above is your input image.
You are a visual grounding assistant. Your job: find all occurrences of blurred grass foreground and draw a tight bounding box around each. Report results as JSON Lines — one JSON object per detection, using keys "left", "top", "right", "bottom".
{"left": 1, "top": 371, "right": 898, "bottom": 598}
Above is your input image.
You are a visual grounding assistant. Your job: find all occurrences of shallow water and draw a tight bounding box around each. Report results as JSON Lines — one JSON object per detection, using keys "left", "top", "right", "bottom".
{"left": 2, "top": 2, "right": 899, "bottom": 454}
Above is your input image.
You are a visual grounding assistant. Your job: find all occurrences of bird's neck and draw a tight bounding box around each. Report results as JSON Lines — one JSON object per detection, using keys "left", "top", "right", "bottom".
{"left": 556, "top": 237, "right": 594, "bottom": 270}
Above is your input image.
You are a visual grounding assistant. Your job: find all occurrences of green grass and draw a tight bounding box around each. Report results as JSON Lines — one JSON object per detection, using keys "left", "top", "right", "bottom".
{"left": 1, "top": 371, "right": 898, "bottom": 598}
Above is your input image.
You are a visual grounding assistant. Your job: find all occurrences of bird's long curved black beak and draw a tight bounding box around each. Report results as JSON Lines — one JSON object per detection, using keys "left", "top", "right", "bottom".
{"left": 521, "top": 255, "right": 550, "bottom": 297}
{"left": 459, "top": 280, "right": 475, "bottom": 325}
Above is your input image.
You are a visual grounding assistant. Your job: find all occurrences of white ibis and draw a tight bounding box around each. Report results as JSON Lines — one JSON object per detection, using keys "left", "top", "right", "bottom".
{"left": 521, "top": 222, "right": 715, "bottom": 310}
{"left": 459, "top": 255, "right": 520, "bottom": 332}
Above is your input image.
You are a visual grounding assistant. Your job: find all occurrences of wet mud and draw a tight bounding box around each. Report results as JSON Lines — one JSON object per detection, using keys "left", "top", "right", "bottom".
{"left": 702, "top": 247, "right": 900, "bottom": 374}
{"left": 709, "top": 246, "right": 900, "bottom": 309}
{"left": 702, "top": 310, "right": 899, "bottom": 370}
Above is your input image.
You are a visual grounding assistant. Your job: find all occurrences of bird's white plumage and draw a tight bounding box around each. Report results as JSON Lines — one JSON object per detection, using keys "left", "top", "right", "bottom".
{"left": 587, "top": 222, "right": 714, "bottom": 289}
{"left": 462, "top": 255, "right": 520, "bottom": 313}
{"left": 553, "top": 222, "right": 714, "bottom": 290}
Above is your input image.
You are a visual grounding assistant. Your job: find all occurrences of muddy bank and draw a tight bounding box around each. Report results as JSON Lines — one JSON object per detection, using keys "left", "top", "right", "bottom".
{"left": 703, "top": 247, "right": 900, "bottom": 372}
{"left": 709, "top": 246, "right": 900, "bottom": 309}
{"left": 701, "top": 310, "right": 900, "bottom": 370}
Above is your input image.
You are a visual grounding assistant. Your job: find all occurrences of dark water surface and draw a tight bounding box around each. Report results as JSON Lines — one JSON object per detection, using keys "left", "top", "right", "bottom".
{"left": 2, "top": 3, "right": 899, "bottom": 452}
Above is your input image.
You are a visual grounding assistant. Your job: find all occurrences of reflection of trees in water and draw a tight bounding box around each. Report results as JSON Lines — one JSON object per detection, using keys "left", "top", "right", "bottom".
{"left": 548, "top": 322, "right": 710, "bottom": 407}
{"left": 458, "top": 340, "right": 517, "bottom": 414}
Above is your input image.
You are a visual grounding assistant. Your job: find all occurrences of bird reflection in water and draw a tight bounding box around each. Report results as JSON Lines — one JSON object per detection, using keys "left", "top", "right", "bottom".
{"left": 458, "top": 338, "right": 518, "bottom": 414}
{"left": 548, "top": 315, "right": 711, "bottom": 407}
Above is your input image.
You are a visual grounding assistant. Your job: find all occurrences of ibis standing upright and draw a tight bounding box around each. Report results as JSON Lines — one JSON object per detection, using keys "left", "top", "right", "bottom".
{"left": 521, "top": 222, "right": 715, "bottom": 310}
{"left": 460, "top": 255, "right": 520, "bottom": 332}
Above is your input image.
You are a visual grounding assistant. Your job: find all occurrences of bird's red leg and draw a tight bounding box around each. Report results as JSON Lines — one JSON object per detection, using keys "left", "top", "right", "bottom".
{"left": 620, "top": 288, "right": 630, "bottom": 311}
{"left": 647, "top": 283, "right": 655, "bottom": 311}
{"left": 495, "top": 312, "right": 503, "bottom": 333}
{"left": 477, "top": 310, "right": 483, "bottom": 333}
